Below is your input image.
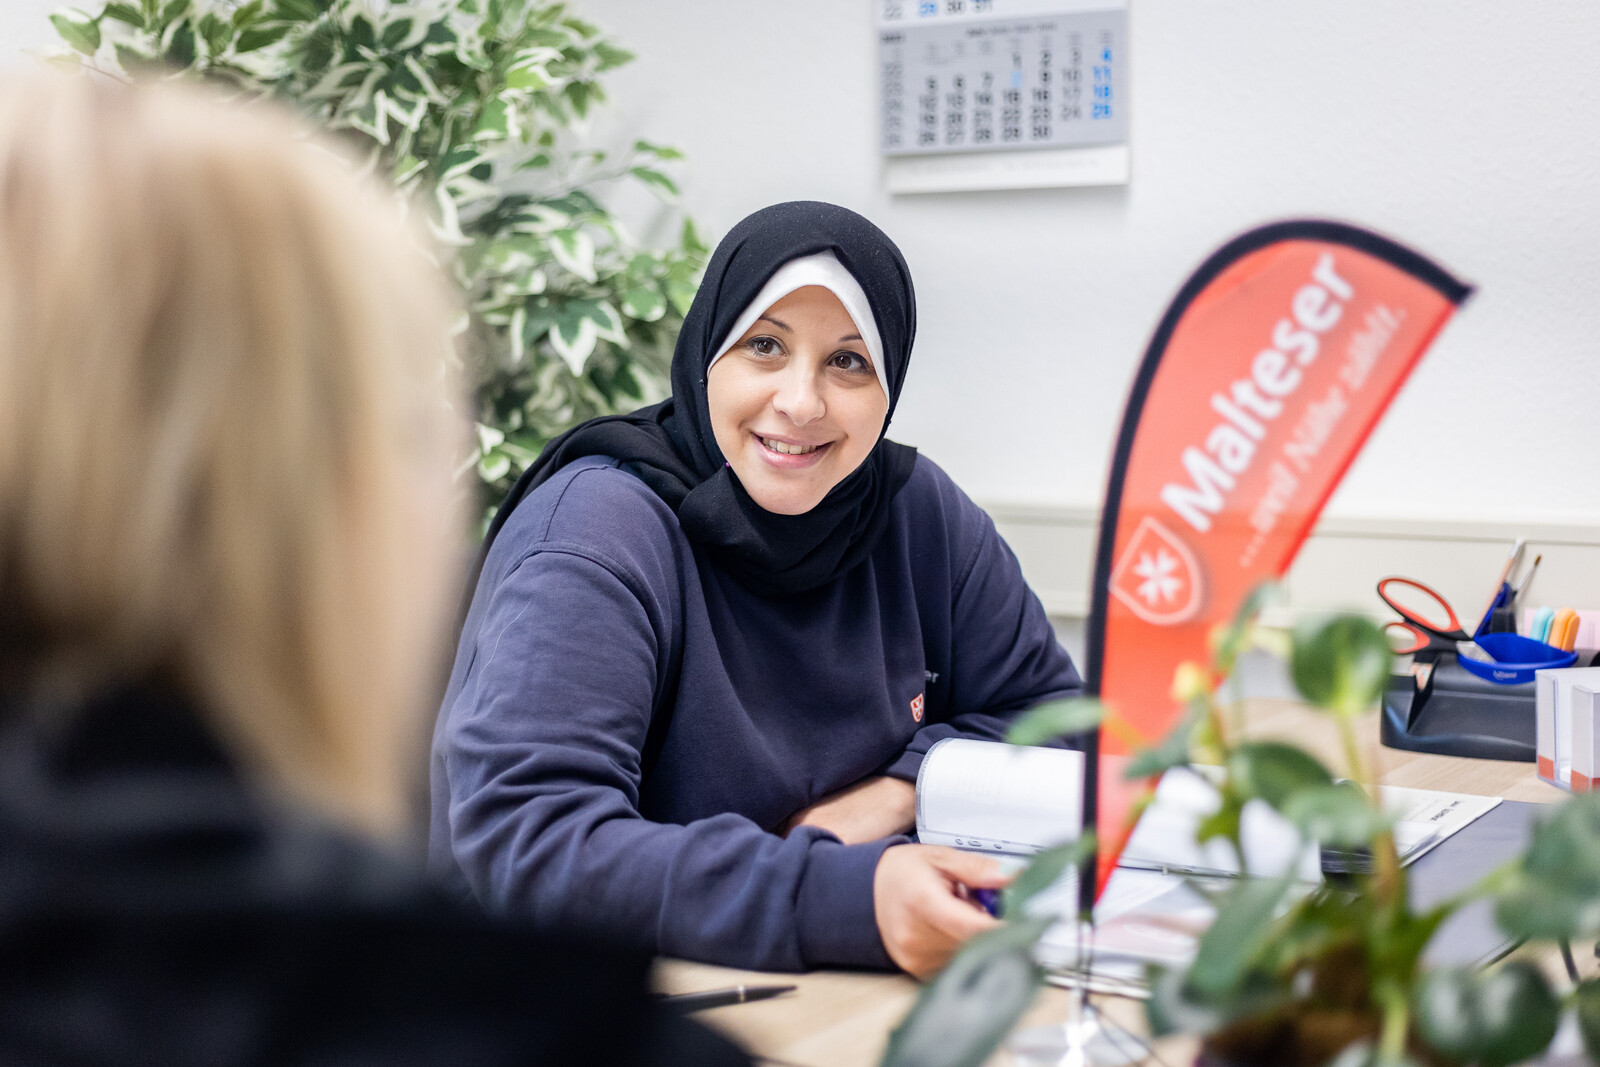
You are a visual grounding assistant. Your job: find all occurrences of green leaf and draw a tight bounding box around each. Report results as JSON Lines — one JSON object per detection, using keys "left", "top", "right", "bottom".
{"left": 473, "top": 97, "right": 510, "bottom": 141}
{"left": 620, "top": 286, "right": 666, "bottom": 323}
{"left": 1577, "top": 978, "right": 1600, "bottom": 1063}
{"left": 879, "top": 917, "right": 1050, "bottom": 1067}
{"left": 296, "top": 20, "right": 336, "bottom": 69}
{"left": 100, "top": 2, "right": 143, "bottom": 27}
{"left": 665, "top": 277, "right": 698, "bottom": 317}
{"left": 547, "top": 188, "right": 602, "bottom": 218}
{"left": 547, "top": 228, "right": 596, "bottom": 283}
{"left": 1144, "top": 964, "right": 1289, "bottom": 1040}
{"left": 1005, "top": 698, "right": 1103, "bottom": 747}
{"left": 1281, "top": 782, "right": 1391, "bottom": 848}
{"left": 630, "top": 165, "right": 679, "bottom": 201}
{"left": 633, "top": 137, "right": 684, "bottom": 162}
{"left": 164, "top": 16, "right": 195, "bottom": 66}
{"left": 592, "top": 39, "right": 633, "bottom": 70}
{"left": 1212, "top": 581, "right": 1278, "bottom": 677}
{"left": 681, "top": 217, "right": 708, "bottom": 255}
{"left": 474, "top": 422, "right": 505, "bottom": 452}
{"left": 504, "top": 59, "right": 549, "bottom": 89}
{"left": 1290, "top": 614, "right": 1392, "bottom": 716}
{"left": 271, "top": 0, "right": 316, "bottom": 22}
{"left": 197, "top": 10, "right": 230, "bottom": 54}
{"left": 229, "top": 0, "right": 264, "bottom": 26}
{"left": 1002, "top": 833, "right": 1094, "bottom": 919}
{"left": 1412, "top": 962, "right": 1559, "bottom": 1067}
{"left": 564, "top": 78, "right": 592, "bottom": 118}
{"left": 49, "top": 9, "right": 101, "bottom": 54}
{"left": 1226, "top": 742, "right": 1334, "bottom": 811}
{"left": 477, "top": 449, "right": 511, "bottom": 482}
{"left": 345, "top": 88, "right": 391, "bottom": 145}
{"left": 553, "top": 299, "right": 627, "bottom": 351}
{"left": 1495, "top": 793, "right": 1600, "bottom": 940}
{"left": 440, "top": 145, "right": 487, "bottom": 181}
{"left": 348, "top": 12, "right": 377, "bottom": 52}
{"left": 520, "top": 301, "right": 557, "bottom": 347}
{"left": 234, "top": 21, "right": 288, "bottom": 52}
{"left": 1124, "top": 709, "right": 1196, "bottom": 779}
{"left": 155, "top": 0, "right": 185, "bottom": 30}
{"left": 422, "top": 18, "right": 455, "bottom": 46}
{"left": 1194, "top": 803, "right": 1240, "bottom": 847}
{"left": 114, "top": 39, "right": 166, "bottom": 75}
{"left": 1186, "top": 873, "right": 1293, "bottom": 999}
{"left": 380, "top": 15, "right": 415, "bottom": 49}
{"left": 548, "top": 298, "right": 624, "bottom": 374}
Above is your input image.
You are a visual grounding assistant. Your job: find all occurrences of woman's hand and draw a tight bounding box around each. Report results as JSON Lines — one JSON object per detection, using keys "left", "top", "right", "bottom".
{"left": 781, "top": 775, "right": 916, "bottom": 844}
{"left": 872, "top": 845, "right": 1009, "bottom": 979}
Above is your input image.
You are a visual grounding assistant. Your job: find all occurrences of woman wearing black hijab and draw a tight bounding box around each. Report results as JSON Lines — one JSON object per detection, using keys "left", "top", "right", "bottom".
{"left": 430, "top": 202, "right": 1082, "bottom": 978}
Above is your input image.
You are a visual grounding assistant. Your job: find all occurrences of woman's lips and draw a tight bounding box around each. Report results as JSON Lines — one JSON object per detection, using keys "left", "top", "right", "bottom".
{"left": 753, "top": 433, "right": 831, "bottom": 468}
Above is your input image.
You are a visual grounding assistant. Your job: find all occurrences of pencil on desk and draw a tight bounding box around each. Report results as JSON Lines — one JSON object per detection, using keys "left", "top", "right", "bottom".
{"left": 655, "top": 984, "right": 796, "bottom": 1013}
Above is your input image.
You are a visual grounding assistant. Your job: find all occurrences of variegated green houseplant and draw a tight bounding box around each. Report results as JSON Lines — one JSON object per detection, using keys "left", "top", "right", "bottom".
{"left": 46, "top": 0, "right": 706, "bottom": 515}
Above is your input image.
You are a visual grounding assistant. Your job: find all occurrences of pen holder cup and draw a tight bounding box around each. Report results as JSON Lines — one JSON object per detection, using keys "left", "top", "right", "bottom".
{"left": 1458, "top": 633, "right": 1578, "bottom": 686}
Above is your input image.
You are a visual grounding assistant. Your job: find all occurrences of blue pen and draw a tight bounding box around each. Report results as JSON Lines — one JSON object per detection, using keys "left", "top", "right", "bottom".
{"left": 972, "top": 887, "right": 1003, "bottom": 918}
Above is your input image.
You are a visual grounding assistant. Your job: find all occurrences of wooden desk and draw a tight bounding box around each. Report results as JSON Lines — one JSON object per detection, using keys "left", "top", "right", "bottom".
{"left": 654, "top": 698, "right": 1568, "bottom": 1067}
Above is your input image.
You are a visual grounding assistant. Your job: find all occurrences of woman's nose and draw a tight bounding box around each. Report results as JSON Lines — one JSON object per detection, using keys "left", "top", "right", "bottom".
{"left": 772, "top": 365, "right": 825, "bottom": 426}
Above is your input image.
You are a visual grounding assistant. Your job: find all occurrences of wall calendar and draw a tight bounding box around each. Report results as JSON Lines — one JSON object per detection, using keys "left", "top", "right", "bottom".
{"left": 877, "top": 0, "right": 1129, "bottom": 193}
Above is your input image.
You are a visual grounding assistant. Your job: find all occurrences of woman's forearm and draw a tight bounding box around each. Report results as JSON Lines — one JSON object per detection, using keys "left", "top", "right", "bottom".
{"left": 781, "top": 775, "right": 916, "bottom": 844}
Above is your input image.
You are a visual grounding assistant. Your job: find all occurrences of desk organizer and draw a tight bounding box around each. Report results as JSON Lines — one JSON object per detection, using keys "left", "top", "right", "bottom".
{"left": 1381, "top": 651, "right": 1600, "bottom": 762}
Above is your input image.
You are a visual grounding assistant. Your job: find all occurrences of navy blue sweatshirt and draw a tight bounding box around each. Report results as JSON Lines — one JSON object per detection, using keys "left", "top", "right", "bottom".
{"left": 429, "top": 454, "right": 1081, "bottom": 971}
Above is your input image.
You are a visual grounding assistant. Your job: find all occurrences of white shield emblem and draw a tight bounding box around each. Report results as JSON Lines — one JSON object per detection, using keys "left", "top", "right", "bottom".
{"left": 1109, "top": 516, "right": 1205, "bottom": 626}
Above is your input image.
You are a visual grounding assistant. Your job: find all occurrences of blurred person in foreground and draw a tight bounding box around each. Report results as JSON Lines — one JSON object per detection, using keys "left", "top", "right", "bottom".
{"left": 0, "top": 72, "right": 745, "bottom": 1067}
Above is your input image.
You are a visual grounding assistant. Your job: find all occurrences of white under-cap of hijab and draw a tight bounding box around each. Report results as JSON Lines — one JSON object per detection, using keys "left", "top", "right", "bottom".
{"left": 707, "top": 251, "right": 888, "bottom": 402}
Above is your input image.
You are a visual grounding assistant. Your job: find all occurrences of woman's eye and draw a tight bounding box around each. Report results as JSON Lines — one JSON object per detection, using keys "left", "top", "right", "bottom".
{"left": 830, "top": 351, "right": 870, "bottom": 374}
{"left": 747, "top": 336, "right": 782, "bottom": 357}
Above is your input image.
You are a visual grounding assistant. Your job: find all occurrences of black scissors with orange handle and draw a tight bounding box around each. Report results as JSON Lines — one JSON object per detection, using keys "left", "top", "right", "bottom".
{"left": 1377, "top": 577, "right": 1473, "bottom": 656}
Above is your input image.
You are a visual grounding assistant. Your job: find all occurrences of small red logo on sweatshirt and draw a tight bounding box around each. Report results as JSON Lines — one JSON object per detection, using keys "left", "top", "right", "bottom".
{"left": 910, "top": 692, "right": 925, "bottom": 722}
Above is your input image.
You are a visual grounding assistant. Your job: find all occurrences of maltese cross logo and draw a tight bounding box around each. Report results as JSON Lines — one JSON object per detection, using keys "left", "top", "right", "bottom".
{"left": 1132, "top": 548, "right": 1183, "bottom": 607}
{"left": 1109, "top": 516, "right": 1204, "bottom": 626}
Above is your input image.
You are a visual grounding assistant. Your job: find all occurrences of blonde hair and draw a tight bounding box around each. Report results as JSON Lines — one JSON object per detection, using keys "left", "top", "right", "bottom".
{"left": 0, "top": 73, "right": 464, "bottom": 833}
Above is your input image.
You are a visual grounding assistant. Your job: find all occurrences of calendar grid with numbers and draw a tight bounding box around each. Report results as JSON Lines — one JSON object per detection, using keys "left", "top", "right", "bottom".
{"left": 879, "top": 1, "right": 1127, "bottom": 159}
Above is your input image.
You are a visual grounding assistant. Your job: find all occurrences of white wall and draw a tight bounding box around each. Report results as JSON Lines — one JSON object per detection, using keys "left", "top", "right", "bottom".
{"left": 3, "top": 0, "right": 1594, "bottom": 615}
{"left": 2, "top": 0, "right": 70, "bottom": 67}
{"left": 580, "top": 0, "right": 1600, "bottom": 528}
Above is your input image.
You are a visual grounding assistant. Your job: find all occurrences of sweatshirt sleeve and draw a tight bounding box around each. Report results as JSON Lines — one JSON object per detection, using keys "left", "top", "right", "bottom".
{"left": 439, "top": 542, "right": 896, "bottom": 973}
{"left": 880, "top": 489, "right": 1085, "bottom": 781}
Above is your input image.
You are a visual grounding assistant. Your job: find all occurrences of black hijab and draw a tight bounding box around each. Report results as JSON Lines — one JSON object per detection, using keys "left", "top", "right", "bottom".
{"left": 473, "top": 201, "right": 919, "bottom": 597}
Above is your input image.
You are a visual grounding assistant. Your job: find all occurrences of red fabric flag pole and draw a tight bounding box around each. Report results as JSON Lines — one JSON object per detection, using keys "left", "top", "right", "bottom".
{"left": 1081, "top": 221, "right": 1473, "bottom": 909}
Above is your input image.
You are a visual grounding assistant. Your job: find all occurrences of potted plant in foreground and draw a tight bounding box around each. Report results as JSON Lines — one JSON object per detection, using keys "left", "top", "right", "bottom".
{"left": 884, "top": 592, "right": 1600, "bottom": 1067}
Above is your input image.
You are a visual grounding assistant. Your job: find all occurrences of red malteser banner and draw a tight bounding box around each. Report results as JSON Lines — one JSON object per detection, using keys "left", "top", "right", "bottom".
{"left": 1082, "top": 222, "right": 1472, "bottom": 906}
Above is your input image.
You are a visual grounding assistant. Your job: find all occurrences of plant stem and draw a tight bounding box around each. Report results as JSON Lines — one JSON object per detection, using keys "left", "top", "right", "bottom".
{"left": 1376, "top": 980, "right": 1410, "bottom": 1063}
{"left": 1336, "top": 711, "right": 1369, "bottom": 790}
{"left": 1206, "top": 693, "right": 1232, "bottom": 761}
{"left": 1373, "top": 828, "right": 1400, "bottom": 908}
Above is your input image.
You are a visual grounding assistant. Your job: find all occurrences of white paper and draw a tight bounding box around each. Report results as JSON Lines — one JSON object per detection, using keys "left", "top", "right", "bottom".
{"left": 1120, "top": 768, "right": 1499, "bottom": 881}
{"left": 915, "top": 738, "right": 1083, "bottom": 853}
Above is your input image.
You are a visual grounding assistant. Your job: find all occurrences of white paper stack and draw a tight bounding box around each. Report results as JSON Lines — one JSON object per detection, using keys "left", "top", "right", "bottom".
{"left": 1536, "top": 667, "right": 1600, "bottom": 789}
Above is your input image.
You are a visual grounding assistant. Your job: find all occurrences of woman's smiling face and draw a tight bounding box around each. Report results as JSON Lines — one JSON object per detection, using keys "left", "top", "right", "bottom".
{"left": 707, "top": 285, "right": 889, "bottom": 516}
